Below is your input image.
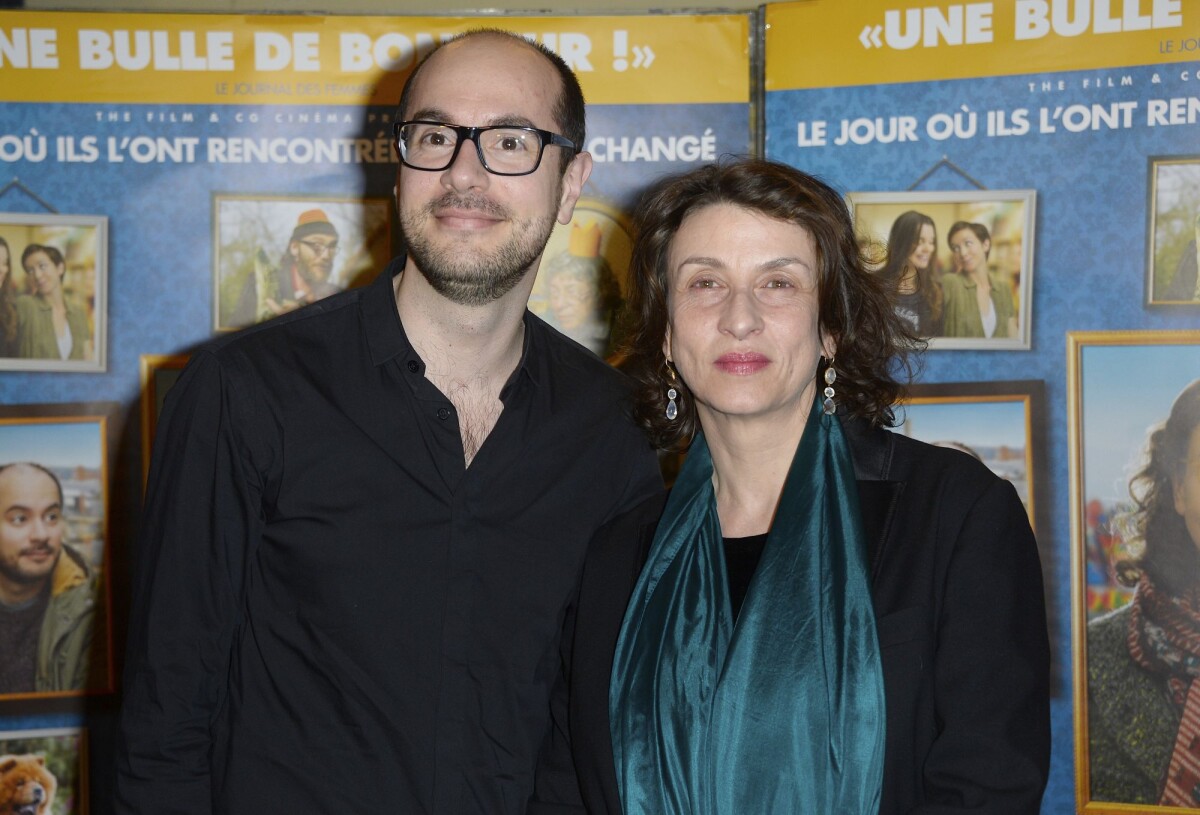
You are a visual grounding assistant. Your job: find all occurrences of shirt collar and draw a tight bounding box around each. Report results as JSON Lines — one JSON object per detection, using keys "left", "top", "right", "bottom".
{"left": 361, "top": 257, "right": 541, "bottom": 393}
{"left": 362, "top": 257, "right": 409, "bottom": 367}
{"left": 501, "top": 311, "right": 540, "bottom": 398}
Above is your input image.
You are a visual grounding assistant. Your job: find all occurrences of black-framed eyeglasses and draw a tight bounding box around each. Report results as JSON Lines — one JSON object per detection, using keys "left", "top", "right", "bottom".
{"left": 393, "top": 120, "right": 578, "bottom": 177}
{"left": 297, "top": 239, "right": 339, "bottom": 257}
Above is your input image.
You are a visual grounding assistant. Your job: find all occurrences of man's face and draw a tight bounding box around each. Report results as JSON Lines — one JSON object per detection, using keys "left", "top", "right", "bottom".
{"left": 396, "top": 35, "right": 591, "bottom": 306}
{"left": 0, "top": 466, "right": 64, "bottom": 592}
{"left": 289, "top": 233, "right": 338, "bottom": 286}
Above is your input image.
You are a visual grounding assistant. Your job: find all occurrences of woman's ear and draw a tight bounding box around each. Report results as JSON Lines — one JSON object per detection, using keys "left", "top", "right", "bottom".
{"left": 821, "top": 330, "right": 837, "bottom": 361}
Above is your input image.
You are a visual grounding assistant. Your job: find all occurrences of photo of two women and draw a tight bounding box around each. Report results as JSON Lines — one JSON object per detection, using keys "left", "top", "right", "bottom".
{"left": 852, "top": 194, "right": 1033, "bottom": 348}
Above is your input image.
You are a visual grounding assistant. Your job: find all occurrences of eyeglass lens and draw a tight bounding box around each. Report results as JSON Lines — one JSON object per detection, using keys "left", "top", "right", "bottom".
{"left": 300, "top": 239, "right": 338, "bottom": 257}
{"left": 400, "top": 123, "right": 543, "bottom": 174}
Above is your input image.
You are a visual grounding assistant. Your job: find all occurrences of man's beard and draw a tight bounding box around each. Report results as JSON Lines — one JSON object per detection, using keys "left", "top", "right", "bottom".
{"left": 296, "top": 256, "right": 331, "bottom": 286}
{"left": 401, "top": 192, "right": 557, "bottom": 307}
{"left": 0, "top": 546, "right": 60, "bottom": 587}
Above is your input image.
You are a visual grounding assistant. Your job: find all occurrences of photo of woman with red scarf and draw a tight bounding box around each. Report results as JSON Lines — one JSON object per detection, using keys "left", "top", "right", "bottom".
{"left": 1088, "top": 378, "right": 1200, "bottom": 807}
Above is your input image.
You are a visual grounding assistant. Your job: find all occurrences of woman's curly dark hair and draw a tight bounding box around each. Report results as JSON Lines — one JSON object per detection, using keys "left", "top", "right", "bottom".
{"left": 1115, "top": 378, "right": 1200, "bottom": 595}
{"left": 617, "top": 157, "right": 922, "bottom": 451}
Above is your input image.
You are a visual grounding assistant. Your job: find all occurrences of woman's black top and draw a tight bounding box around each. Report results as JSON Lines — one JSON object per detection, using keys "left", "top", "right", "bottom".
{"left": 723, "top": 533, "right": 767, "bottom": 620}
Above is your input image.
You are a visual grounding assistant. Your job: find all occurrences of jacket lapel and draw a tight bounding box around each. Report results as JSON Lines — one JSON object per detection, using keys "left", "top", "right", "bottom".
{"left": 857, "top": 481, "right": 903, "bottom": 584}
{"left": 842, "top": 417, "right": 905, "bottom": 584}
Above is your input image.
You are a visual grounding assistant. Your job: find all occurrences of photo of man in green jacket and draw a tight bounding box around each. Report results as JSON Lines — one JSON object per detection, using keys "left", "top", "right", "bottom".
{"left": 0, "top": 462, "right": 101, "bottom": 694}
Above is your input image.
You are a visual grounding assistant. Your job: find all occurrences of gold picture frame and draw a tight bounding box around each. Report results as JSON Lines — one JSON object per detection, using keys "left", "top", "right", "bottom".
{"left": 138, "top": 354, "right": 190, "bottom": 483}
{"left": 1069, "top": 330, "right": 1200, "bottom": 812}
{"left": 0, "top": 403, "right": 119, "bottom": 701}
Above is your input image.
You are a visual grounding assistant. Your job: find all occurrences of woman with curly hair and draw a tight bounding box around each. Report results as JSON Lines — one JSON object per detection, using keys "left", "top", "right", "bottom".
{"left": 556, "top": 158, "right": 1050, "bottom": 815}
{"left": 0, "top": 237, "right": 17, "bottom": 356}
{"left": 879, "top": 210, "right": 942, "bottom": 336}
{"left": 1088, "top": 379, "right": 1200, "bottom": 807}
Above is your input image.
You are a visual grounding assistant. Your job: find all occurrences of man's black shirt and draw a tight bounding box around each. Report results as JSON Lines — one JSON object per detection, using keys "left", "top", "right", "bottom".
{"left": 116, "top": 262, "right": 662, "bottom": 814}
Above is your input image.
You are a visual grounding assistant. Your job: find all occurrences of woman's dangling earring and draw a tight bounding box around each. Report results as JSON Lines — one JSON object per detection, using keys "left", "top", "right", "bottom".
{"left": 822, "top": 358, "right": 837, "bottom": 416}
{"left": 665, "top": 362, "right": 679, "bottom": 421}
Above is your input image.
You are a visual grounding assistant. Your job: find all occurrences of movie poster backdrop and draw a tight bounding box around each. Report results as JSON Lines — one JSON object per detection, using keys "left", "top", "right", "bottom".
{"left": 0, "top": 11, "right": 751, "bottom": 812}
{"left": 764, "top": 3, "right": 1200, "bottom": 812}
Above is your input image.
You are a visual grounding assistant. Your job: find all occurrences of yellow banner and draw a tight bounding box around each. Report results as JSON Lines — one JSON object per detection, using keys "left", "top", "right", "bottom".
{"left": 767, "top": 0, "right": 1195, "bottom": 90}
{"left": 0, "top": 11, "right": 749, "bottom": 105}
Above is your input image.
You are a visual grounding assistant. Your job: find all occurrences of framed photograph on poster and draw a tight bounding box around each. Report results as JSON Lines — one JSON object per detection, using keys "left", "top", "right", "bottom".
{"left": 0, "top": 212, "right": 107, "bottom": 372}
{"left": 139, "top": 354, "right": 189, "bottom": 481}
{"left": 894, "top": 379, "right": 1045, "bottom": 533}
{"left": 212, "top": 195, "right": 392, "bottom": 331}
{"left": 848, "top": 189, "right": 1036, "bottom": 350}
{"left": 529, "top": 197, "right": 632, "bottom": 361}
{"left": 0, "top": 402, "right": 118, "bottom": 700}
{"left": 1146, "top": 155, "right": 1200, "bottom": 305}
{"left": 1069, "top": 330, "right": 1200, "bottom": 812}
{"left": 0, "top": 727, "right": 88, "bottom": 814}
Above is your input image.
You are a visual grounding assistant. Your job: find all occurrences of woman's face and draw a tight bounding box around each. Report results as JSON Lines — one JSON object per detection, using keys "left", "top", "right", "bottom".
{"left": 23, "top": 251, "right": 63, "bottom": 297}
{"left": 907, "top": 223, "right": 936, "bottom": 272}
{"left": 1174, "top": 424, "right": 1200, "bottom": 548}
{"left": 949, "top": 228, "right": 990, "bottom": 274}
{"left": 663, "top": 203, "right": 829, "bottom": 427}
{"left": 23, "top": 252, "right": 63, "bottom": 300}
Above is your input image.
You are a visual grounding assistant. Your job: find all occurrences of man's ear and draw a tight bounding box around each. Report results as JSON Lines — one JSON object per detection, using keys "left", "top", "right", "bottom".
{"left": 556, "top": 152, "right": 593, "bottom": 225}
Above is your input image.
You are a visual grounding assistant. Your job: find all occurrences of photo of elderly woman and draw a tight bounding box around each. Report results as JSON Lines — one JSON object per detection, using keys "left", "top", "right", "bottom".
{"left": 0, "top": 215, "right": 106, "bottom": 372}
{"left": 1087, "top": 375, "right": 1200, "bottom": 807}
{"left": 531, "top": 199, "right": 632, "bottom": 360}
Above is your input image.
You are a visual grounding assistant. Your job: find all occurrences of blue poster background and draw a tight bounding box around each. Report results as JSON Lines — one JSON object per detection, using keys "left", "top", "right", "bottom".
{"left": 769, "top": 64, "right": 1199, "bottom": 813}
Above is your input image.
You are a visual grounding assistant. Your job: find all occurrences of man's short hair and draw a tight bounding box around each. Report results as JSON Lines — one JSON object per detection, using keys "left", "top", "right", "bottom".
{"left": 0, "top": 462, "right": 65, "bottom": 507}
{"left": 395, "top": 29, "right": 586, "bottom": 174}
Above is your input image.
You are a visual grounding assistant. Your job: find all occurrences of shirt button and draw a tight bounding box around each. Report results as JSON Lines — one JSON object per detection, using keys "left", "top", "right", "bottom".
{"left": 437, "top": 407, "right": 451, "bottom": 420}
{"left": 406, "top": 360, "right": 420, "bottom": 373}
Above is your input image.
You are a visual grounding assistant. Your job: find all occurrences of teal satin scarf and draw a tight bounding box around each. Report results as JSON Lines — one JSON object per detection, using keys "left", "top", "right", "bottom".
{"left": 609, "top": 397, "right": 885, "bottom": 814}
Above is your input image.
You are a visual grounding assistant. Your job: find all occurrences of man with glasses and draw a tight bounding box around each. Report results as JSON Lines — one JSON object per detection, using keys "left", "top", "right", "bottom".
{"left": 229, "top": 208, "right": 341, "bottom": 326}
{"left": 116, "top": 28, "right": 661, "bottom": 815}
